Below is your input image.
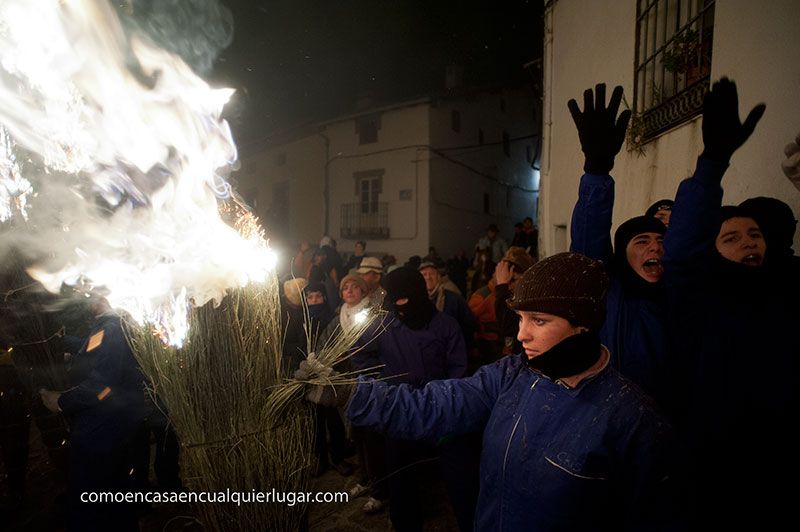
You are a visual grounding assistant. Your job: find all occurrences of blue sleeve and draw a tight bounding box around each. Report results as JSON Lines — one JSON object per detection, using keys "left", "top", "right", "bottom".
{"left": 347, "top": 361, "right": 507, "bottom": 440}
{"left": 662, "top": 156, "right": 729, "bottom": 288}
{"left": 570, "top": 173, "right": 615, "bottom": 261}
{"left": 58, "top": 319, "right": 132, "bottom": 414}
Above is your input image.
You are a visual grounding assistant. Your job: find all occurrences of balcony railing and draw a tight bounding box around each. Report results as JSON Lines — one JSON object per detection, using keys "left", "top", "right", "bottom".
{"left": 340, "top": 202, "right": 390, "bottom": 239}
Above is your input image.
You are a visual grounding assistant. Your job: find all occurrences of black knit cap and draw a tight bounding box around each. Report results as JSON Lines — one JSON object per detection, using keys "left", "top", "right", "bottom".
{"left": 507, "top": 252, "right": 609, "bottom": 331}
{"left": 644, "top": 199, "right": 674, "bottom": 218}
{"left": 613, "top": 215, "right": 667, "bottom": 270}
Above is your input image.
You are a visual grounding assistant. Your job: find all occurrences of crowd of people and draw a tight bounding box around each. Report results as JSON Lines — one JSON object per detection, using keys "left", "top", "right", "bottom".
{"left": 292, "top": 78, "right": 799, "bottom": 531}
{"left": 2, "top": 76, "right": 798, "bottom": 532}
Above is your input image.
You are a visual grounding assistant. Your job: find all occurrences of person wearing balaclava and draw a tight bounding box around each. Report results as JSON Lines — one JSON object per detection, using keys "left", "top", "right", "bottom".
{"left": 295, "top": 252, "right": 679, "bottom": 531}
{"left": 739, "top": 196, "right": 798, "bottom": 270}
{"left": 369, "top": 267, "right": 470, "bottom": 532}
{"left": 567, "top": 82, "right": 670, "bottom": 403}
{"left": 663, "top": 78, "right": 798, "bottom": 529}
{"left": 302, "top": 283, "right": 353, "bottom": 479}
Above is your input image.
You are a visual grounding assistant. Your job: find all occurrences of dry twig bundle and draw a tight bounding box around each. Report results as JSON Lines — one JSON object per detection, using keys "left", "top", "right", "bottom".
{"left": 127, "top": 277, "right": 382, "bottom": 531}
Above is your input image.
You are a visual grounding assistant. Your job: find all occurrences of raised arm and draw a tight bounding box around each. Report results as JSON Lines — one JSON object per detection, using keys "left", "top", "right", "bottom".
{"left": 295, "top": 352, "right": 514, "bottom": 442}
{"left": 347, "top": 362, "right": 506, "bottom": 441}
{"left": 567, "top": 84, "right": 630, "bottom": 261}
{"left": 663, "top": 78, "right": 766, "bottom": 284}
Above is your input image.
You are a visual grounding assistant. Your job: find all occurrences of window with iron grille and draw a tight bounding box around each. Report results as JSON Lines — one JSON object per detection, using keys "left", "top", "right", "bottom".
{"left": 633, "top": 0, "right": 715, "bottom": 142}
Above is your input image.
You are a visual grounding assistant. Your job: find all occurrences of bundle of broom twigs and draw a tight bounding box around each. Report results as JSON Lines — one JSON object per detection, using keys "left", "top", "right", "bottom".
{"left": 126, "top": 273, "right": 381, "bottom": 531}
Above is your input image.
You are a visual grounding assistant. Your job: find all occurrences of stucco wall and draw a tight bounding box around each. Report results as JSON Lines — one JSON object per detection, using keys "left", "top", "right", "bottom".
{"left": 541, "top": 0, "right": 800, "bottom": 256}
{"left": 326, "top": 104, "right": 431, "bottom": 262}
{"left": 428, "top": 87, "right": 540, "bottom": 258}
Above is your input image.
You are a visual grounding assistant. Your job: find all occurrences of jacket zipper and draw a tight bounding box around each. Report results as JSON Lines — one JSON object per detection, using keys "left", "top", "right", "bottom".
{"left": 499, "top": 377, "right": 539, "bottom": 530}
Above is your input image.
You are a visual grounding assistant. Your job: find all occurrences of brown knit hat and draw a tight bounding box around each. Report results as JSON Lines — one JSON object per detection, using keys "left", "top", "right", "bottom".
{"left": 340, "top": 273, "right": 368, "bottom": 295}
{"left": 507, "top": 252, "right": 609, "bottom": 330}
{"left": 502, "top": 246, "right": 536, "bottom": 273}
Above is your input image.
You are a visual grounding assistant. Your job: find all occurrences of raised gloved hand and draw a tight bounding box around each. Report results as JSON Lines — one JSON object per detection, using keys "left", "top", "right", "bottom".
{"left": 782, "top": 131, "right": 800, "bottom": 191}
{"left": 293, "top": 353, "right": 354, "bottom": 407}
{"left": 568, "top": 84, "right": 632, "bottom": 175}
{"left": 701, "top": 77, "right": 766, "bottom": 164}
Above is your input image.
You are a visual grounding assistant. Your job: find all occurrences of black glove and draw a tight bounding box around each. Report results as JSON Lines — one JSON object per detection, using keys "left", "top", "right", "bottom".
{"left": 293, "top": 353, "right": 354, "bottom": 408}
{"left": 568, "top": 84, "right": 632, "bottom": 174}
{"left": 701, "top": 77, "right": 766, "bottom": 164}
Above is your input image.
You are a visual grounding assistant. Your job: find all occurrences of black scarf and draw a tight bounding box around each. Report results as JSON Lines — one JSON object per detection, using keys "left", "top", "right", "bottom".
{"left": 527, "top": 332, "right": 602, "bottom": 381}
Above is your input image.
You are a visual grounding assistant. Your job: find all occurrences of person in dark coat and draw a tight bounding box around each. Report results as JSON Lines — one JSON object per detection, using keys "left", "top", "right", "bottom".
{"left": 662, "top": 78, "right": 798, "bottom": 530}
{"left": 738, "top": 196, "right": 798, "bottom": 269}
{"left": 446, "top": 249, "right": 470, "bottom": 296}
{"left": 418, "top": 261, "right": 476, "bottom": 350}
{"left": 297, "top": 253, "right": 679, "bottom": 532}
{"left": 304, "top": 282, "right": 352, "bottom": 478}
{"left": 356, "top": 267, "right": 471, "bottom": 531}
{"left": 567, "top": 83, "right": 670, "bottom": 404}
{"left": 343, "top": 241, "right": 367, "bottom": 273}
{"left": 39, "top": 295, "right": 147, "bottom": 532}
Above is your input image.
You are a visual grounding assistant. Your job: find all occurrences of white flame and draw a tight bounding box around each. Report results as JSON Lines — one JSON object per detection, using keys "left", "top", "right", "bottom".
{"left": 0, "top": 0, "right": 272, "bottom": 346}
{"left": 0, "top": 126, "right": 33, "bottom": 222}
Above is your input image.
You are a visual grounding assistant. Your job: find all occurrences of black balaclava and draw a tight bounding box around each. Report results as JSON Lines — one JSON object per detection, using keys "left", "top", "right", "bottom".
{"left": 303, "top": 282, "right": 328, "bottom": 321}
{"left": 382, "top": 267, "right": 435, "bottom": 330}
{"left": 739, "top": 197, "right": 796, "bottom": 263}
{"left": 527, "top": 331, "right": 601, "bottom": 382}
{"left": 613, "top": 216, "right": 667, "bottom": 296}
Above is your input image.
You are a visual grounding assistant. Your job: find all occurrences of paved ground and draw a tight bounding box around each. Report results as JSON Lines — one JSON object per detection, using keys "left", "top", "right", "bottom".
{"left": 2, "top": 422, "right": 459, "bottom": 531}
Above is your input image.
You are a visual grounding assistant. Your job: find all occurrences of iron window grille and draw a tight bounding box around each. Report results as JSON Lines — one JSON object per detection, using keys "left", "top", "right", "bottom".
{"left": 633, "top": 0, "right": 715, "bottom": 142}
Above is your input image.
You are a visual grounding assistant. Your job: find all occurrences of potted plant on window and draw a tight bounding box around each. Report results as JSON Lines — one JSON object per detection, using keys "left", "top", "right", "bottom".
{"left": 662, "top": 29, "right": 709, "bottom": 86}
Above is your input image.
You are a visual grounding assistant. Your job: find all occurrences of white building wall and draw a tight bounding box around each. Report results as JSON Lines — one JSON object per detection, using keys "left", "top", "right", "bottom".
{"left": 234, "top": 134, "right": 326, "bottom": 253}
{"left": 541, "top": 0, "right": 800, "bottom": 257}
{"left": 428, "top": 87, "right": 540, "bottom": 258}
{"left": 326, "top": 103, "right": 431, "bottom": 262}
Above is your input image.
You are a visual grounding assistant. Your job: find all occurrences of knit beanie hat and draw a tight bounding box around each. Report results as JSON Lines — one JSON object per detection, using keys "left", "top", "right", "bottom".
{"left": 507, "top": 252, "right": 609, "bottom": 331}
{"left": 614, "top": 216, "right": 667, "bottom": 259}
{"left": 739, "top": 197, "right": 796, "bottom": 259}
{"left": 644, "top": 199, "right": 674, "bottom": 219}
{"left": 339, "top": 273, "right": 368, "bottom": 295}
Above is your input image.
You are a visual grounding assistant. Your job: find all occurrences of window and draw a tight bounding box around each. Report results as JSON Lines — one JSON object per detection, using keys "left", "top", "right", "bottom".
{"left": 503, "top": 131, "right": 510, "bottom": 157}
{"left": 634, "top": 0, "right": 715, "bottom": 142}
{"left": 353, "top": 170, "right": 384, "bottom": 214}
{"left": 356, "top": 114, "right": 381, "bottom": 144}
{"left": 451, "top": 110, "right": 461, "bottom": 132}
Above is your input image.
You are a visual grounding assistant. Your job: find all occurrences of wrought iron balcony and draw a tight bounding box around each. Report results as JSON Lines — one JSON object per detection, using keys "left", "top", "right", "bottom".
{"left": 340, "top": 202, "right": 390, "bottom": 239}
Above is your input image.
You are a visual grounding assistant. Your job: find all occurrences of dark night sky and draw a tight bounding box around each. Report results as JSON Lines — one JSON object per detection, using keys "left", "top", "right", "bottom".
{"left": 209, "top": 0, "right": 543, "bottom": 144}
